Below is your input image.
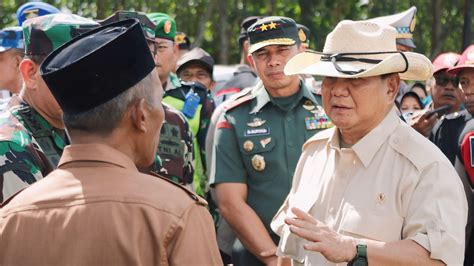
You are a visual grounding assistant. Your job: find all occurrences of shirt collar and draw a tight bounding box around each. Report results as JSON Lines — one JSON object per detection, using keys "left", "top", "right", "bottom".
{"left": 165, "top": 73, "right": 181, "bottom": 91}
{"left": 58, "top": 143, "right": 138, "bottom": 171}
{"left": 249, "top": 79, "right": 318, "bottom": 114}
{"left": 327, "top": 107, "right": 400, "bottom": 168}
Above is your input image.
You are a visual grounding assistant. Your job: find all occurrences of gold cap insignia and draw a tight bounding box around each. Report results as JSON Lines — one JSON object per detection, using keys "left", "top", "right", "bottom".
{"left": 243, "top": 140, "right": 254, "bottom": 152}
{"left": 251, "top": 154, "right": 266, "bottom": 171}
{"left": 298, "top": 28, "right": 307, "bottom": 42}
{"left": 303, "top": 100, "right": 315, "bottom": 111}
{"left": 409, "top": 17, "right": 417, "bottom": 32}
{"left": 164, "top": 20, "right": 172, "bottom": 34}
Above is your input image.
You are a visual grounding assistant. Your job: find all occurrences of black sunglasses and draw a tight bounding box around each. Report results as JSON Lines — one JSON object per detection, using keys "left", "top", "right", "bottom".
{"left": 434, "top": 75, "right": 460, "bottom": 87}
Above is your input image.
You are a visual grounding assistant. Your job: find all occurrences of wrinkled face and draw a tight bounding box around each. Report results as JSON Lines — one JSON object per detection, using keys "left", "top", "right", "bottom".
{"left": 400, "top": 95, "right": 422, "bottom": 112}
{"left": 251, "top": 44, "right": 301, "bottom": 92}
{"left": 321, "top": 74, "right": 397, "bottom": 135}
{"left": 0, "top": 49, "right": 22, "bottom": 93}
{"left": 431, "top": 70, "right": 463, "bottom": 111}
{"left": 153, "top": 38, "right": 177, "bottom": 83}
{"left": 140, "top": 69, "right": 165, "bottom": 167}
{"left": 178, "top": 63, "right": 214, "bottom": 90}
{"left": 459, "top": 68, "right": 474, "bottom": 114}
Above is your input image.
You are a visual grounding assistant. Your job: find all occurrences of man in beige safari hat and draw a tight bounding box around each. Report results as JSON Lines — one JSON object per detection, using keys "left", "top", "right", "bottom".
{"left": 271, "top": 20, "right": 467, "bottom": 265}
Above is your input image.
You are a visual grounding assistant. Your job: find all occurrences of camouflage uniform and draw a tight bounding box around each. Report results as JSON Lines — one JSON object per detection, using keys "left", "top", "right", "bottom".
{"left": 164, "top": 81, "right": 215, "bottom": 196}
{"left": 0, "top": 96, "right": 66, "bottom": 202}
{"left": 0, "top": 14, "right": 98, "bottom": 202}
{"left": 154, "top": 103, "right": 194, "bottom": 187}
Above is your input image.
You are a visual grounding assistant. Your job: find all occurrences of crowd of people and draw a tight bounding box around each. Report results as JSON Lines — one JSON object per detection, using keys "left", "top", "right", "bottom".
{"left": 0, "top": 2, "right": 472, "bottom": 266}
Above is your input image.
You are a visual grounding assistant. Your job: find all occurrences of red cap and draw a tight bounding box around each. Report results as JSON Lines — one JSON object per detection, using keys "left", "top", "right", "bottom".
{"left": 432, "top": 52, "right": 461, "bottom": 74}
{"left": 448, "top": 44, "right": 474, "bottom": 75}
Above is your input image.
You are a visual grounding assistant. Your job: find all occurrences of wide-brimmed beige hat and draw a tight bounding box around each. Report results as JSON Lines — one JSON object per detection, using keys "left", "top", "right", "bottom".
{"left": 284, "top": 20, "right": 433, "bottom": 80}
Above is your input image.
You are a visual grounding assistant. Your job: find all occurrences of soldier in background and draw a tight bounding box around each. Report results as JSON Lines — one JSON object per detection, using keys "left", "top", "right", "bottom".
{"left": 99, "top": 11, "right": 194, "bottom": 188}
{"left": 213, "top": 16, "right": 328, "bottom": 265}
{"left": 147, "top": 12, "right": 181, "bottom": 91}
{"left": 16, "top": 1, "right": 60, "bottom": 26}
{"left": 0, "top": 19, "right": 222, "bottom": 265}
{"left": 0, "top": 26, "right": 24, "bottom": 99}
{"left": 165, "top": 47, "right": 216, "bottom": 196}
{"left": 0, "top": 14, "right": 98, "bottom": 202}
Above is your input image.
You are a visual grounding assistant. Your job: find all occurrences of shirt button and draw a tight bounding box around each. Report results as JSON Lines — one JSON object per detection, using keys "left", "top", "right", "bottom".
{"left": 286, "top": 117, "right": 292, "bottom": 122}
{"left": 288, "top": 141, "right": 294, "bottom": 147}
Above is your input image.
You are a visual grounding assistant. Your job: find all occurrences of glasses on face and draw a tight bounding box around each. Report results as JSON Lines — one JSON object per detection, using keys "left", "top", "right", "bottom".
{"left": 434, "top": 75, "right": 460, "bottom": 87}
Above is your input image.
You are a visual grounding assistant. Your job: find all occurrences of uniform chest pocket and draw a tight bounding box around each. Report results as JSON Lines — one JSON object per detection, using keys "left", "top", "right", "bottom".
{"left": 238, "top": 135, "right": 275, "bottom": 155}
{"left": 237, "top": 136, "right": 276, "bottom": 177}
{"left": 339, "top": 204, "right": 404, "bottom": 242}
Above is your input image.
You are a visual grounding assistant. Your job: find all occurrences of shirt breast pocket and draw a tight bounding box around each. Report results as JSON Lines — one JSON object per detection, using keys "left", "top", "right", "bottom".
{"left": 238, "top": 136, "right": 276, "bottom": 180}
{"left": 339, "top": 204, "right": 403, "bottom": 242}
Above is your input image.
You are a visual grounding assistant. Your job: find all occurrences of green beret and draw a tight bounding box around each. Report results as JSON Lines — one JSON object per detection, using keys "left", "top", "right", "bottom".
{"left": 23, "top": 13, "right": 98, "bottom": 56}
{"left": 147, "top": 12, "right": 176, "bottom": 41}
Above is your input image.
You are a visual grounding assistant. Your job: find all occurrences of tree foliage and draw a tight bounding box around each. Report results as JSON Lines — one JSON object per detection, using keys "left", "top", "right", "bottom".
{"left": 0, "top": 0, "right": 472, "bottom": 63}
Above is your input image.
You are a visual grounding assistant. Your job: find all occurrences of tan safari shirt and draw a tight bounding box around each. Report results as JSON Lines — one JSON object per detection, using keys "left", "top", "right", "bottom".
{"left": 0, "top": 144, "right": 222, "bottom": 266}
{"left": 271, "top": 108, "right": 467, "bottom": 265}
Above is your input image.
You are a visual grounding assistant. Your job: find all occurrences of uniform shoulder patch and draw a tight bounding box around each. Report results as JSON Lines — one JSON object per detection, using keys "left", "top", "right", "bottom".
{"left": 224, "top": 93, "right": 254, "bottom": 111}
{"left": 217, "top": 120, "right": 232, "bottom": 130}
{"left": 149, "top": 172, "right": 208, "bottom": 206}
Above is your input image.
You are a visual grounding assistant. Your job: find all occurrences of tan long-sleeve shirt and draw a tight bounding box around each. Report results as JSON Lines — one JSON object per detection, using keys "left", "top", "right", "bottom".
{"left": 0, "top": 143, "right": 222, "bottom": 266}
{"left": 271, "top": 109, "right": 468, "bottom": 265}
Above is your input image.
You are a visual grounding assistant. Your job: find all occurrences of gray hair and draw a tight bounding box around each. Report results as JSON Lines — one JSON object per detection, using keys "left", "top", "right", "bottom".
{"left": 63, "top": 71, "right": 158, "bottom": 136}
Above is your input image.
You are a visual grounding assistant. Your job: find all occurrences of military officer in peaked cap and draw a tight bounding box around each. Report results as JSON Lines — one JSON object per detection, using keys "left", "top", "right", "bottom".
{"left": 213, "top": 16, "right": 329, "bottom": 265}
{"left": 0, "top": 18, "right": 221, "bottom": 265}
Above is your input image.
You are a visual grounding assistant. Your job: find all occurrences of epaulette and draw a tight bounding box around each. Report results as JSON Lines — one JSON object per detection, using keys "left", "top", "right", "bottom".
{"left": 223, "top": 90, "right": 254, "bottom": 111}
{"left": 149, "top": 171, "right": 208, "bottom": 206}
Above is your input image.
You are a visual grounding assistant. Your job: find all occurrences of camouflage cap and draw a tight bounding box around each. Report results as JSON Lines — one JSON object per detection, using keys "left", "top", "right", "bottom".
{"left": 98, "top": 10, "right": 156, "bottom": 41}
{"left": 23, "top": 13, "right": 99, "bottom": 56}
{"left": 147, "top": 12, "right": 176, "bottom": 41}
{"left": 247, "top": 16, "right": 299, "bottom": 54}
{"left": 0, "top": 27, "right": 24, "bottom": 52}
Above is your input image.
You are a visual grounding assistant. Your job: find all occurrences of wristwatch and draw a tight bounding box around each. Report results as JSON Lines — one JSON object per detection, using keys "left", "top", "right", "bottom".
{"left": 348, "top": 239, "right": 368, "bottom": 266}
